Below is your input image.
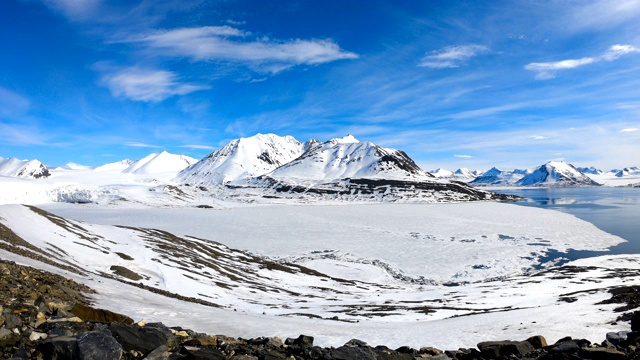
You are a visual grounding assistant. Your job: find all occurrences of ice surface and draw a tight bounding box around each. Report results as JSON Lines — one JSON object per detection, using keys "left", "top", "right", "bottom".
{"left": 43, "top": 202, "right": 624, "bottom": 283}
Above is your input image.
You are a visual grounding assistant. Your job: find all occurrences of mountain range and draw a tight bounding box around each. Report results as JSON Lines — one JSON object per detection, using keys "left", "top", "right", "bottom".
{"left": 1, "top": 134, "right": 638, "bottom": 189}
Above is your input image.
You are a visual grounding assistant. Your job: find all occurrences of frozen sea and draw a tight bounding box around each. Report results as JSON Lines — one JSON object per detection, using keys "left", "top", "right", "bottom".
{"left": 496, "top": 187, "right": 640, "bottom": 255}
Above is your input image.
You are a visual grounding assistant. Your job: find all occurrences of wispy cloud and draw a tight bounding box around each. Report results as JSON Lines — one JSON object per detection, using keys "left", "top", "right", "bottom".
{"left": 123, "top": 26, "right": 358, "bottom": 73}
{"left": 101, "top": 67, "right": 210, "bottom": 102}
{"left": 0, "top": 87, "right": 30, "bottom": 118}
{"left": 565, "top": 0, "right": 640, "bottom": 32}
{"left": 526, "top": 44, "right": 640, "bottom": 79}
{"left": 41, "top": 0, "right": 101, "bottom": 21}
{"left": 180, "top": 144, "right": 216, "bottom": 150}
{"left": 0, "top": 123, "right": 46, "bottom": 146}
{"left": 530, "top": 135, "right": 549, "bottom": 140}
{"left": 418, "top": 45, "right": 489, "bottom": 69}
{"left": 621, "top": 128, "right": 639, "bottom": 132}
{"left": 123, "top": 142, "right": 161, "bottom": 148}
{"left": 454, "top": 154, "right": 472, "bottom": 158}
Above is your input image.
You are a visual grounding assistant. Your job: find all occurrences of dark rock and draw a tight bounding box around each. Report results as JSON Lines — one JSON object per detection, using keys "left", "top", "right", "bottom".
{"left": 74, "top": 329, "right": 123, "bottom": 360}
{"left": 330, "top": 344, "right": 377, "bottom": 360}
{"left": 526, "top": 335, "right": 548, "bottom": 349}
{"left": 0, "top": 327, "right": 20, "bottom": 347}
{"left": 344, "top": 338, "right": 368, "bottom": 347}
{"left": 394, "top": 345, "right": 416, "bottom": 354}
{"left": 36, "top": 336, "right": 77, "bottom": 360}
{"left": 477, "top": 340, "right": 535, "bottom": 357}
{"left": 3, "top": 313, "right": 23, "bottom": 329}
{"left": 578, "top": 347, "right": 626, "bottom": 360}
{"left": 293, "top": 334, "right": 314, "bottom": 349}
{"left": 143, "top": 345, "right": 172, "bottom": 360}
{"left": 606, "top": 331, "right": 628, "bottom": 346}
{"left": 71, "top": 303, "right": 134, "bottom": 325}
{"left": 179, "top": 345, "right": 226, "bottom": 359}
{"left": 109, "top": 322, "right": 177, "bottom": 355}
{"left": 631, "top": 311, "right": 640, "bottom": 332}
{"left": 184, "top": 333, "right": 218, "bottom": 347}
{"left": 110, "top": 265, "right": 143, "bottom": 281}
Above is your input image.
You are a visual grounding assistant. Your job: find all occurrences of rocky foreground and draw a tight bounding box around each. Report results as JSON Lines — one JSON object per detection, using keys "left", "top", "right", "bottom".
{"left": 2, "top": 259, "right": 640, "bottom": 360}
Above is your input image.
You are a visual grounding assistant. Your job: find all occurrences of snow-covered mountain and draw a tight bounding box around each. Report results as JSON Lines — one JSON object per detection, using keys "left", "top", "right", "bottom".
{"left": 0, "top": 157, "right": 50, "bottom": 179}
{"left": 177, "top": 133, "right": 316, "bottom": 186}
{"left": 576, "top": 166, "right": 602, "bottom": 175}
{"left": 55, "top": 162, "right": 95, "bottom": 171}
{"left": 430, "top": 168, "right": 480, "bottom": 181}
{"left": 430, "top": 168, "right": 453, "bottom": 178}
{"left": 469, "top": 167, "right": 530, "bottom": 186}
{"left": 614, "top": 166, "right": 640, "bottom": 178}
{"left": 266, "top": 135, "right": 429, "bottom": 181}
{"left": 517, "top": 161, "right": 601, "bottom": 187}
{"left": 123, "top": 151, "right": 197, "bottom": 175}
{"left": 93, "top": 159, "right": 134, "bottom": 173}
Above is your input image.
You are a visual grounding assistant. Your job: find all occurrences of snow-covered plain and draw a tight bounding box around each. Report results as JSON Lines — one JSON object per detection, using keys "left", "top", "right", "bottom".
{"left": 0, "top": 202, "right": 637, "bottom": 351}
{"left": 0, "top": 150, "right": 638, "bottom": 351}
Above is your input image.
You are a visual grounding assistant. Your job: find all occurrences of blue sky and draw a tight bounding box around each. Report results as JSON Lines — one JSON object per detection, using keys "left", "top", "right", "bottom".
{"left": 1, "top": 0, "right": 639, "bottom": 171}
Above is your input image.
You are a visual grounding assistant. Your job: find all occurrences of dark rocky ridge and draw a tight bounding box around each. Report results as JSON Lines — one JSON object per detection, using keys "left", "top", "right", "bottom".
{"left": 2, "top": 259, "right": 640, "bottom": 359}
{"left": 244, "top": 177, "right": 520, "bottom": 202}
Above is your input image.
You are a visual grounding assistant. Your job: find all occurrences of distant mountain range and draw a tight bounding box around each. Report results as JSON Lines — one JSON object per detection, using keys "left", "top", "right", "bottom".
{"left": 1, "top": 134, "right": 639, "bottom": 189}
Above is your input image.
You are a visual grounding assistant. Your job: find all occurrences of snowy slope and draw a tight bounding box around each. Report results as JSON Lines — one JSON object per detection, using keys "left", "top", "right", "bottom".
{"left": 430, "top": 168, "right": 453, "bottom": 178}
{"left": 123, "top": 151, "right": 197, "bottom": 175}
{"left": 93, "top": 159, "right": 134, "bottom": 172}
{"left": 517, "top": 161, "right": 601, "bottom": 187}
{"left": 0, "top": 203, "right": 636, "bottom": 350}
{"left": 586, "top": 166, "right": 640, "bottom": 186}
{"left": 267, "top": 135, "right": 429, "bottom": 181}
{"left": 0, "top": 157, "right": 50, "bottom": 179}
{"left": 177, "top": 133, "right": 314, "bottom": 186}
{"left": 55, "top": 162, "right": 95, "bottom": 171}
{"left": 469, "top": 167, "right": 529, "bottom": 186}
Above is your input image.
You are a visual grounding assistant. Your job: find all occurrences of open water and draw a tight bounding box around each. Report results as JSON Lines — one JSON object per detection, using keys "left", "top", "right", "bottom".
{"left": 496, "top": 187, "right": 640, "bottom": 257}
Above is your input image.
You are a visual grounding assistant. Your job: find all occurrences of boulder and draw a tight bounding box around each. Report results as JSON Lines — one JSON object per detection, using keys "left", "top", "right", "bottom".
{"left": 632, "top": 311, "right": 640, "bottom": 332}
{"left": 74, "top": 330, "right": 123, "bottom": 360}
{"left": 179, "top": 345, "right": 226, "bottom": 359}
{"left": 578, "top": 347, "right": 626, "bottom": 360}
{"left": 477, "top": 340, "right": 535, "bottom": 357}
{"left": 109, "top": 322, "right": 177, "bottom": 355}
{"left": 36, "top": 336, "right": 77, "bottom": 359}
{"left": 70, "top": 304, "right": 134, "bottom": 325}
{"left": 526, "top": 335, "right": 548, "bottom": 348}
{"left": 606, "top": 331, "right": 628, "bottom": 346}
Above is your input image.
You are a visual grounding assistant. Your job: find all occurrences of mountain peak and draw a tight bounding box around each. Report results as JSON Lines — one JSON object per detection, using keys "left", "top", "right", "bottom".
{"left": 329, "top": 134, "right": 359, "bottom": 144}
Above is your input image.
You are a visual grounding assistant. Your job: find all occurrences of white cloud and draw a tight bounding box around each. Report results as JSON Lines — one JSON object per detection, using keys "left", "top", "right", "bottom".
{"left": 566, "top": 0, "right": 640, "bottom": 32}
{"left": 525, "top": 57, "right": 595, "bottom": 79}
{"left": 603, "top": 44, "right": 640, "bottom": 60}
{"left": 180, "top": 144, "right": 216, "bottom": 150}
{"left": 454, "top": 154, "right": 472, "bottom": 158}
{"left": 0, "top": 87, "right": 30, "bottom": 118}
{"left": 125, "top": 26, "right": 358, "bottom": 73}
{"left": 42, "top": 0, "right": 101, "bottom": 21}
{"left": 123, "top": 142, "right": 161, "bottom": 148}
{"left": 101, "top": 67, "right": 210, "bottom": 102}
{"left": 530, "top": 135, "right": 549, "bottom": 140}
{"left": 418, "top": 45, "right": 489, "bottom": 69}
{"left": 526, "top": 44, "right": 640, "bottom": 80}
{"left": 621, "top": 128, "right": 639, "bottom": 132}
